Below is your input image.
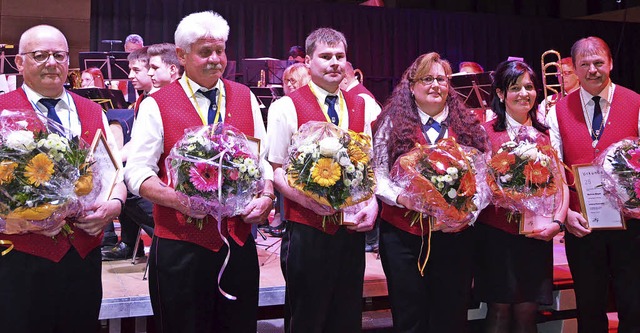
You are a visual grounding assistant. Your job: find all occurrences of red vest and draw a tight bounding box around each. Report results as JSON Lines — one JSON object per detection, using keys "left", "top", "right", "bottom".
{"left": 348, "top": 83, "right": 375, "bottom": 101}
{"left": 151, "top": 79, "right": 255, "bottom": 252}
{"left": 284, "top": 85, "right": 366, "bottom": 234}
{"left": 556, "top": 86, "right": 640, "bottom": 212}
{"left": 476, "top": 119, "right": 551, "bottom": 235}
{"left": 379, "top": 126, "right": 459, "bottom": 236}
{"left": 0, "top": 88, "right": 105, "bottom": 262}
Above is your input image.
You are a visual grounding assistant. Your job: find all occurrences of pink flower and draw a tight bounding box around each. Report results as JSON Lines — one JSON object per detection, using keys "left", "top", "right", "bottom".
{"left": 189, "top": 162, "right": 219, "bottom": 192}
{"left": 634, "top": 179, "right": 640, "bottom": 198}
{"left": 228, "top": 169, "right": 239, "bottom": 181}
{"left": 627, "top": 148, "right": 640, "bottom": 172}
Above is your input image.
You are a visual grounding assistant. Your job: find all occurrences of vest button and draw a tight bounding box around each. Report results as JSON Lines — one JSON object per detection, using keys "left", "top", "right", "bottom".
{"left": 595, "top": 149, "right": 600, "bottom": 153}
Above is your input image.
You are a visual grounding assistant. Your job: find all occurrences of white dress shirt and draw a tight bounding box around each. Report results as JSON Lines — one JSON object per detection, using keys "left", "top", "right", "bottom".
{"left": 266, "top": 80, "right": 379, "bottom": 166}
{"left": 124, "top": 75, "right": 273, "bottom": 196}
{"left": 22, "top": 84, "right": 123, "bottom": 177}
{"left": 373, "top": 106, "right": 449, "bottom": 207}
{"left": 546, "top": 83, "right": 640, "bottom": 159}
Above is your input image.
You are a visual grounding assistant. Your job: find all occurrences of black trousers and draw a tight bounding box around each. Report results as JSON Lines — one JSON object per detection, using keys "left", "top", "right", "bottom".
{"left": 280, "top": 222, "right": 365, "bottom": 333}
{"left": 120, "top": 195, "right": 154, "bottom": 245}
{"left": 565, "top": 220, "right": 640, "bottom": 333}
{"left": 148, "top": 235, "right": 259, "bottom": 333}
{"left": 0, "top": 247, "right": 102, "bottom": 333}
{"left": 379, "top": 220, "right": 474, "bottom": 333}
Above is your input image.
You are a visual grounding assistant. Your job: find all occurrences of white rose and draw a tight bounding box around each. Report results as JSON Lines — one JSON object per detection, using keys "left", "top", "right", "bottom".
{"left": 6, "top": 130, "right": 36, "bottom": 151}
{"left": 446, "top": 167, "right": 458, "bottom": 175}
{"left": 443, "top": 175, "right": 453, "bottom": 184}
{"left": 318, "top": 137, "right": 343, "bottom": 157}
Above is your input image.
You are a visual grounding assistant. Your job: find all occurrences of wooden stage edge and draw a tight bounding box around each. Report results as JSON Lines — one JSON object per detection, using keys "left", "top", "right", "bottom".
{"left": 99, "top": 235, "right": 580, "bottom": 324}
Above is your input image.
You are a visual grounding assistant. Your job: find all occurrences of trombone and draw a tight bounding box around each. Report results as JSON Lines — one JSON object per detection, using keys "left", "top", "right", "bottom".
{"left": 541, "top": 50, "right": 565, "bottom": 114}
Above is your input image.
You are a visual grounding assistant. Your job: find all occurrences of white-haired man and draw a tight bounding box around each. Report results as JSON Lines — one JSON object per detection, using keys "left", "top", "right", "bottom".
{"left": 124, "top": 11, "right": 273, "bottom": 332}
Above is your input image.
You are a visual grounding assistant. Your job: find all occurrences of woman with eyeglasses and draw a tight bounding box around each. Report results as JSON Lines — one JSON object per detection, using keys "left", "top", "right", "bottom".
{"left": 474, "top": 60, "right": 568, "bottom": 333}
{"left": 373, "top": 52, "right": 489, "bottom": 332}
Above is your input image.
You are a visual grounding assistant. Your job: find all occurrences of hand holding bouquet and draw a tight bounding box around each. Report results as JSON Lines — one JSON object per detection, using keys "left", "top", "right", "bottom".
{"left": 390, "top": 137, "right": 489, "bottom": 230}
{"left": 486, "top": 126, "right": 562, "bottom": 218}
{"left": 285, "top": 121, "right": 376, "bottom": 225}
{"left": 596, "top": 137, "right": 640, "bottom": 218}
{"left": 165, "top": 123, "right": 264, "bottom": 228}
{"left": 0, "top": 109, "right": 98, "bottom": 235}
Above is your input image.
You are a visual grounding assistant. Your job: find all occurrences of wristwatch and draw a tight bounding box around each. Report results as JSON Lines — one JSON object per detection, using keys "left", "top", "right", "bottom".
{"left": 553, "top": 219, "right": 566, "bottom": 232}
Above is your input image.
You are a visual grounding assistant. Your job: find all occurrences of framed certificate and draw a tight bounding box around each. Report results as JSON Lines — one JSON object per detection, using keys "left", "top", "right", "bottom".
{"left": 519, "top": 210, "right": 553, "bottom": 234}
{"left": 572, "top": 163, "right": 626, "bottom": 230}
{"left": 245, "top": 135, "right": 261, "bottom": 156}
{"left": 88, "top": 129, "right": 121, "bottom": 203}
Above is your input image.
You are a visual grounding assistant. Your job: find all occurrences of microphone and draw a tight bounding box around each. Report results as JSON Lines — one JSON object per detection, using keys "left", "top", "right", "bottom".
{"left": 101, "top": 40, "right": 123, "bottom": 44}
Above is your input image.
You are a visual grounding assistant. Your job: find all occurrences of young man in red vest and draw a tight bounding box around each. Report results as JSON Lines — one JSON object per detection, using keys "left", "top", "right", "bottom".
{"left": 147, "top": 42, "right": 181, "bottom": 93}
{"left": 123, "top": 11, "right": 274, "bottom": 333}
{"left": 547, "top": 36, "right": 640, "bottom": 332}
{"left": 267, "top": 28, "right": 380, "bottom": 333}
{"left": 0, "top": 24, "right": 126, "bottom": 332}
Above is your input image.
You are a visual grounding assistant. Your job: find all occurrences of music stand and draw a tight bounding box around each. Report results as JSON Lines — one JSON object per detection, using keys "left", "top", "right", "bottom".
{"left": 79, "top": 52, "right": 130, "bottom": 82}
{"left": 70, "top": 87, "right": 127, "bottom": 110}
{"left": 242, "top": 58, "right": 288, "bottom": 86}
{"left": 449, "top": 72, "right": 493, "bottom": 110}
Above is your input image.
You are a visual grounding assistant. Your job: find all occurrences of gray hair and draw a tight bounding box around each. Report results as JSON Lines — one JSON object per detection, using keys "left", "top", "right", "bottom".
{"left": 174, "top": 11, "right": 229, "bottom": 52}
{"left": 305, "top": 28, "right": 347, "bottom": 58}
{"left": 125, "top": 34, "right": 144, "bottom": 46}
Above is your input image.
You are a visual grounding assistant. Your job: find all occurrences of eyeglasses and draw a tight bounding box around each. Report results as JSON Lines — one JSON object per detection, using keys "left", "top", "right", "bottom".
{"left": 416, "top": 75, "right": 448, "bottom": 86}
{"left": 20, "top": 50, "right": 69, "bottom": 64}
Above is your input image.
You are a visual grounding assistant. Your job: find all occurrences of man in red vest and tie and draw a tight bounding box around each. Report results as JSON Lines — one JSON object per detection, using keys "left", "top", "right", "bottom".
{"left": 0, "top": 24, "right": 126, "bottom": 332}
{"left": 547, "top": 36, "right": 640, "bottom": 333}
{"left": 267, "top": 28, "right": 379, "bottom": 333}
{"left": 123, "top": 11, "right": 274, "bottom": 333}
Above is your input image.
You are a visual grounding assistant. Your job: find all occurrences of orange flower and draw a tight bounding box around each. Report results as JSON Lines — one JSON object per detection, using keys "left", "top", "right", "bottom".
{"left": 524, "top": 161, "right": 550, "bottom": 184}
{"left": 428, "top": 151, "right": 450, "bottom": 175}
{"left": 0, "top": 161, "right": 18, "bottom": 185}
{"left": 489, "top": 151, "right": 515, "bottom": 174}
{"left": 458, "top": 170, "right": 476, "bottom": 197}
{"left": 24, "top": 153, "right": 54, "bottom": 187}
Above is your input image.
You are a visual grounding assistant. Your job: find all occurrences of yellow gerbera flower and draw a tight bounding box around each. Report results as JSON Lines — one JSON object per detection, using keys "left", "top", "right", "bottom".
{"left": 24, "top": 153, "right": 54, "bottom": 186}
{"left": 311, "top": 158, "right": 341, "bottom": 187}
{"left": 0, "top": 161, "right": 18, "bottom": 185}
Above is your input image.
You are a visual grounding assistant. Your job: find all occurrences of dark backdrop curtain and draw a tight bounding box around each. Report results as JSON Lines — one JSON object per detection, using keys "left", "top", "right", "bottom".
{"left": 91, "top": 0, "right": 640, "bottom": 103}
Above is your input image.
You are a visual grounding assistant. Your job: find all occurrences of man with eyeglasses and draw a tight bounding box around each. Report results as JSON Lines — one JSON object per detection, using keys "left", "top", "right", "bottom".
{"left": 0, "top": 24, "right": 126, "bottom": 332}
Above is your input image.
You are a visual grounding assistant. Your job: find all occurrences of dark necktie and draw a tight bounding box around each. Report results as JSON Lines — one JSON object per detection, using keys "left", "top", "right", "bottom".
{"left": 200, "top": 88, "right": 220, "bottom": 124}
{"left": 325, "top": 95, "right": 339, "bottom": 126}
{"left": 40, "top": 98, "right": 63, "bottom": 134}
{"left": 591, "top": 96, "right": 603, "bottom": 140}
{"left": 127, "top": 81, "right": 136, "bottom": 104}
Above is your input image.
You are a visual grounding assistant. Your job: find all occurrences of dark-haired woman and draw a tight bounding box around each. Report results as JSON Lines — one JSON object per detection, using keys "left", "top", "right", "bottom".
{"left": 474, "top": 60, "right": 568, "bottom": 333}
{"left": 373, "top": 52, "right": 489, "bottom": 333}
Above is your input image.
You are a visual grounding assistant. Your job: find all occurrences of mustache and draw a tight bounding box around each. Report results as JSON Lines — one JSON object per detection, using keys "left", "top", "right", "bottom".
{"left": 205, "top": 64, "right": 224, "bottom": 70}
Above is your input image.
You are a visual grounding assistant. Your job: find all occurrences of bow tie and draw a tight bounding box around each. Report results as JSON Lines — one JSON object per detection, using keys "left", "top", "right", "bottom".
{"left": 422, "top": 118, "right": 441, "bottom": 132}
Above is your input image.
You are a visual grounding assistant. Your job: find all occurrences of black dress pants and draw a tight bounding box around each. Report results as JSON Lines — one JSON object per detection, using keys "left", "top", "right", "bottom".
{"left": 280, "top": 222, "right": 365, "bottom": 333}
{"left": 379, "top": 220, "right": 474, "bottom": 333}
{"left": 148, "top": 235, "right": 259, "bottom": 333}
{"left": 0, "top": 247, "right": 102, "bottom": 333}
{"left": 565, "top": 220, "right": 640, "bottom": 333}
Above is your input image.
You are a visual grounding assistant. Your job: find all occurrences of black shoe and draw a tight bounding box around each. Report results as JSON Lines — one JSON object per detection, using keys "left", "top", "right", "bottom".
{"left": 102, "top": 242, "right": 145, "bottom": 261}
{"left": 268, "top": 223, "right": 286, "bottom": 238}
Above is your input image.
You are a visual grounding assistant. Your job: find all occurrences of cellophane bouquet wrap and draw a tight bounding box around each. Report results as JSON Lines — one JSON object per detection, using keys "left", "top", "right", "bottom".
{"left": 0, "top": 109, "right": 100, "bottom": 235}
{"left": 390, "top": 137, "right": 490, "bottom": 230}
{"left": 486, "top": 126, "right": 562, "bottom": 217}
{"left": 165, "top": 123, "right": 264, "bottom": 228}
{"left": 596, "top": 137, "right": 640, "bottom": 218}
{"left": 285, "top": 121, "right": 376, "bottom": 215}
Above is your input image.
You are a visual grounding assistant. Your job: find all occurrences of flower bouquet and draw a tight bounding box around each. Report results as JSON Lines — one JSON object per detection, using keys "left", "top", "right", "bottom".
{"left": 596, "top": 137, "right": 640, "bottom": 218}
{"left": 0, "top": 109, "right": 99, "bottom": 235}
{"left": 390, "top": 137, "right": 489, "bottom": 231}
{"left": 285, "top": 121, "right": 376, "bottom": 226}
{"left": 486, "top": 126, "right": 562, "bottom": 224}
{"left": 165, "top": 123, "right": 264, "bottom": 228}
